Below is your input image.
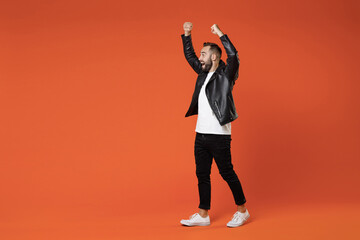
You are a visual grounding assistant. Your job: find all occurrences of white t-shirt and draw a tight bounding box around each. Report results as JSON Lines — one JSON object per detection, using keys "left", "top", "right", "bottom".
{"left": 195, "top": 71, "right": 231, "bottom": 135}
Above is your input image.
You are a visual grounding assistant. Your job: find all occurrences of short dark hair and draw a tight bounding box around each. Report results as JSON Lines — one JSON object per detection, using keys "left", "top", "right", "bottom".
{"left": 203, "top": 42, "right": 222, "bottom": 59}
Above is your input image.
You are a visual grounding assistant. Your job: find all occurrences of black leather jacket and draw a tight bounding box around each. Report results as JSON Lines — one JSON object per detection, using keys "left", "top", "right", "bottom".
{"left": 181, "top": 34, "right": 240, "bottom": 126}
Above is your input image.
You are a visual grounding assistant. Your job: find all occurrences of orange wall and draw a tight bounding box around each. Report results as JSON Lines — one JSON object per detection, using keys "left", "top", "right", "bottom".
{"left": 1, "top": 0, "right": 359, "bottom": 219}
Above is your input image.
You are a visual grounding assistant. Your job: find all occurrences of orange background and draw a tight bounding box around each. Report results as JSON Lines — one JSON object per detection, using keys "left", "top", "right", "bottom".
{"left": 1, "top": 0, "right": 360, "bottom": 239}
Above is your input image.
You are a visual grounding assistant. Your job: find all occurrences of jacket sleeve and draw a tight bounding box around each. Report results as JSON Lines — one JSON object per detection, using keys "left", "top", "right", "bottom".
{"left": 181, "top": 34, "right": 202, "bottom": 74}
{"left": 220, "top": 34, "right": 240, "bottom": 84}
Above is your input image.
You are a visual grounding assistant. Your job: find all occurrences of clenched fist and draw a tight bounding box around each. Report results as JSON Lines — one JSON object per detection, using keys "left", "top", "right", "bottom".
{"left": 211, "top": 24, "right": 224, "bottom": 37}
{"left": 183, "top": 22, "right": 193, "bottom": 36}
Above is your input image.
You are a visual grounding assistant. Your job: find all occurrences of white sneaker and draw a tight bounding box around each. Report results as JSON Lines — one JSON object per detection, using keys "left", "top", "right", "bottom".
{"left": 227, "top": 210, "right": 250, "bottom": 227}
{"left": 180, "top": 213, "right": 210, "bottom": 226}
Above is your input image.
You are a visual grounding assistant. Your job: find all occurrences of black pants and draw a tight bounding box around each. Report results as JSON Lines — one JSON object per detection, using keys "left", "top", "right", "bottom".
{"left": 195, "top": 132, "right": 246, "bottom": 210}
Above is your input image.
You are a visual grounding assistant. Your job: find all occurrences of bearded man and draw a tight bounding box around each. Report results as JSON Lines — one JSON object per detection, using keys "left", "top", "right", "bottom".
{"left": 180, "top": 22, "right": 250, "bottom": 228}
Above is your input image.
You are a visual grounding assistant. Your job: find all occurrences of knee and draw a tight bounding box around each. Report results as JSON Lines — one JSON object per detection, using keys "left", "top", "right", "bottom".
{"left": 219, "top": 169, "right": 238, "bottom": 182}
{"left": 196, "top": 170, "right": 211, "bottom": 183}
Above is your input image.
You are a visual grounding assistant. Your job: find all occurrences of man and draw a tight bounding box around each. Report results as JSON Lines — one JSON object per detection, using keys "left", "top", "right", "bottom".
{"left": 180, "top": 22, "right": 249, "bottom": 228}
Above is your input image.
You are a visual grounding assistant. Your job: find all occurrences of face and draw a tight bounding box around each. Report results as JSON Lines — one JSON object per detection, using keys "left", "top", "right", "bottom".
{"left": 199, "top": 46, "right": 213, "bottom": 72}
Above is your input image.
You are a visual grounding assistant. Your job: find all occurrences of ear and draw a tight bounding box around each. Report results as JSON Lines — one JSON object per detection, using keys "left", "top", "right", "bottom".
{"left": 211, "top": 53, "right": 217, "bottom": 61}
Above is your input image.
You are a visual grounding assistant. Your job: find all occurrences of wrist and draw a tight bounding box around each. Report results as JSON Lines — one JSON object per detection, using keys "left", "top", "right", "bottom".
{"left": 185, "top": 31, "right": 191, "bottom": 36}
{"left": 217, "top": 31, "right": 224, "bottom": 37}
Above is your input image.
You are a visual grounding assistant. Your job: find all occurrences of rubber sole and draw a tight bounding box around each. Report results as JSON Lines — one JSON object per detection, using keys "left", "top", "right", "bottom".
{"left": 180, "top": 220, "right": 211, "bottom": 226}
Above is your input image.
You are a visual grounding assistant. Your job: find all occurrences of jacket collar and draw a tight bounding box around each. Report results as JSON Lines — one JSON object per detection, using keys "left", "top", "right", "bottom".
{"left": 215, "top": 60, "right": 226, "bottom": 73}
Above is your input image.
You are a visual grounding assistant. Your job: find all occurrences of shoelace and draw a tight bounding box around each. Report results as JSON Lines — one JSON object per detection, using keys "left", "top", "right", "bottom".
{"left": 231, "top": 211, "right": 245, "bottom": 222}
{"left": 190, "top": 213, "right": 199, "bottom": 219}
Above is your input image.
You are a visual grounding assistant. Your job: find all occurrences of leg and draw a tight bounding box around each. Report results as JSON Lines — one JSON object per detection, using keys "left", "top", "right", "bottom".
{"left": 194, "top": 133, "right": 214, "bottom": 212}
{"left": 211, "top": 135, "right": 246, "bottom": 206}
{"left": 237, "top": 204, "right": 247, "bottom": 213}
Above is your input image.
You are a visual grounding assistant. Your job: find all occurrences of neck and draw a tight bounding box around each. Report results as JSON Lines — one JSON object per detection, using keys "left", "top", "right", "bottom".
{"left": 209, "top": 61, "right": 219, "bottom": 72}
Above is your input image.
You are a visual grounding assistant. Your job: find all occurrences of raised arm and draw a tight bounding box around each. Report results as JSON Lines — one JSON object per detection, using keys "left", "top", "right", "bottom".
{"left": 181, "top": 22, "right": 202, "bottom": 74}
{"left": 211, "top": 24, "right": 240, "bottom": 83}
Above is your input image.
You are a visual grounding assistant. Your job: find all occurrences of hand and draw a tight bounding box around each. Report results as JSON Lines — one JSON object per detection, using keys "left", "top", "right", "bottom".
{"left": 183, "top": 22, "right": 193, "bottom": 36}
{"left": 211, "top": 24, "right": 224, "bottom": 37}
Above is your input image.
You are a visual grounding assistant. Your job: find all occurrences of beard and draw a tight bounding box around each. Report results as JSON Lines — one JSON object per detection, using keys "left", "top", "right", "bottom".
{"left": 201, "top": 59, "right": 213, "bottom": 72}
